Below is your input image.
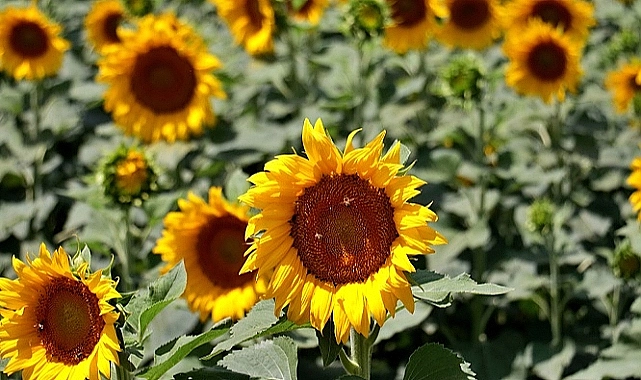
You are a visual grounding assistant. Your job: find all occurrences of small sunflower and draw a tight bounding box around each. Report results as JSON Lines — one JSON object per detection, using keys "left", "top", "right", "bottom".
{"left": 383, "top": 0, "right": 448, "bottom": 54}
{"left": 97, "top": 12, "right": 226, "bottom": 143}
{"left": 627, "top": 157, "right": 641, "bottom": 220}
{"left": 286, "top": 0, "right": 330, "bottom": 25}
{"left": 212, "top": 0, "right": 275, "bottom": 55}
{"left": 84, "top": 0, "right": 126, "bottom": 52}
{"left": 0, "top": 244, "right": 121, "bottom": 380}
{"left": 605, "top": 60, "right": 641, "bottom": 114}
{"left": 0, "top": 5, "right": 70, "bottom": 80}
{"left": 153, "top": 187, "right": 266, "bottom": 322}
{"left": 500, "top": 0, "right": 595, "bottom": 42}
{"left": 239, "top": 119, "right": 446, "bottom": 343}
{"left": 503, "top": 19, "right": 582, "bottom": 103}
{"left": 435, "top": 0, "right": 502, "bottom": 50}
{"left": 98, "top": 146, "right": 158, "bottom": 205}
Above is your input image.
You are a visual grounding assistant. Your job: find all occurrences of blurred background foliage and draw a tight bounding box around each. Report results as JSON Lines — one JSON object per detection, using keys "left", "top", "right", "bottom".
{"left": 1, "top": 0, "right": 641, "bottom": 379}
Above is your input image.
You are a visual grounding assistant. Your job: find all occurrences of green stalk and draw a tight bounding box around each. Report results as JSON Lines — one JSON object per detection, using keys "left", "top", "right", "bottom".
{"left": 349, "top": 328, "right": 373, "bottom": 379}
{"left": 118, "top": 206, "right": 134, "bottom": 292}
{"left": 609, "top": 284, "right": 621, "bottom": 344}
{"left": 546, "top": 233, "right": 561, "bottom": 347}
{"left": 27, "top": 82, "right": 44, "bottom": 202}
{"left": 471, "top": 103, "right": 488, "bottom": 343}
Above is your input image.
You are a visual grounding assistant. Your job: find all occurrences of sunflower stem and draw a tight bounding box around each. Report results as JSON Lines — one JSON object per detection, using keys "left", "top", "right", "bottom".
{"left": 119, "top": 206, "right": 134, "bottom": 292}
{"left": 345, "top": 328, "right": 373, "bottom": 379}
{"left": 546, "top": 232, "right": 562, "bottom": 348}
{"left": 27, "top": 81, "right": 44, "bottom": 203}
{"left": 609, "top": 283, "right": 622, "bottom": 345}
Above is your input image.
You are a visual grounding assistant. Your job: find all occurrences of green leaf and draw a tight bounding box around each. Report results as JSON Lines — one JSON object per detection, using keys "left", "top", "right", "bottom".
{"left": 403, "top": 343, "right": 476, "bottom": 380}
{"left": 224, "top": 167, "right": 250, "bottom": 203}
{"left": 291, "top": 0, "right": 307, "bottom": 11}
{"left": 316, "top": 318, "right": 341, "bottom": 367}
{"left": 219, "top": 336, "right": 298, "bottom": 380}
{"left": 124, "top": 261, "right": 187, "bottom": 342}
{"left": 410, "top": 271, "right": 512, "bottom": 307}
{"left": 138, "top": 326, "right": 229, "bottom": 380}
{"left": 173, "top": 367, "right": 250, "bottom": 380}
{"left": 203, "top": 299, "right": 280, "bottom": 359}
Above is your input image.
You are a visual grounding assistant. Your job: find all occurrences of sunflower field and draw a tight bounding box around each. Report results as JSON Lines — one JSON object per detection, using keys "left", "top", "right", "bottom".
{"left": 1, "top": 0, "right": 641, "bottom": 379}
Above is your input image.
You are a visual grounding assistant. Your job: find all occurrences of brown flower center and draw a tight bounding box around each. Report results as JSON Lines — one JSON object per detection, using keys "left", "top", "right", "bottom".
{"left": 388, "top": 0, "right": 427, "bottom": 28}
{"left": 103, "top": 12, "right": 123, "bottom": 44}
{"left": 130, "top": 46, "right": 196, "bottom": 114}
{"left": 527, "top": 40, "right": 567, "bottom": 82}
{"left": 290, "top": 174, "right": 399, "bottom": 285}
{"left": 246, "top": 0, "right": 265, "bottom": 33}
{"left": 9, "top": 21, "right": 49, "bottom": 58}
{"left": 196, "top": 214, "right": 254, "bottom": 289}
{"left": 35, "top": 277, "right": 105, "bottom": 365}
{"left": 450, "top": 0, "right": 491, "bottom": 30}
{"left": 531, "top": 0, "right": 572, "bottom": 31}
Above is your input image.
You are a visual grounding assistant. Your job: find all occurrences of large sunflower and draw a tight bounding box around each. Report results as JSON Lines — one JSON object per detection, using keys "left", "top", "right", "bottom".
{"left": 0, "top": 244, "right": 121, "bottom": 380}
{"left": 500, "top": 0, "right": 595, "bottom": 42}
{"left": 503, "top": 19, "right": 582, "bottom": 103}
{"left": 0, "top": 5, "right": 70, "bottom": 80}
{"left": 605, "top": 60, "right": 641, "bottom": 114}
{"left": 383, "top": 0, "right": 448, "bottom": 54}
{"left": 435, "top": 0, "right": 502, "bottom": 50}
{"left": 239, "top": 119, "right": 446, "bottom": 343}
{"left": 153, "top": 187, "right": 266, "bottom": 322}
{"left": 286, "top": 0, "right": 330, "bottom": 25}
{"left": 97, "top": 12, "right": 226, "bottom": 143}
{"left": 84, "top": 0, "right": 126, "bottom": 52}
{"left": 212, "top": 0, "right": 275, "bottom": 55}
{"left": 628, "top": 157, "right": 641, "bottom": 220}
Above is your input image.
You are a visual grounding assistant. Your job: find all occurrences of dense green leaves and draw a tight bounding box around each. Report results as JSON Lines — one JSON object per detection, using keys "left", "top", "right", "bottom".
{"left": 404, "top": 343, "right": 476, "bottom": 380}
{"left": 219, "top": 336, "right": 299, "bottom": 380}
{"left": 410, "top": 270, "right": 512, "bottom": 307}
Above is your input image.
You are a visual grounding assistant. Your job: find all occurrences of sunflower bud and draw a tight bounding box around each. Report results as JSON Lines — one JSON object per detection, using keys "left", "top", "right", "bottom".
{"left": 441, "top": 54, "right": 485, "bottom": 105}
{"left": 98, "top": 146, "right": 158, "bottom": 206}
{"left": 612, "top": 241, "right": 641, "bottom": 280}
{"left": 527, "top": 198, "right": 555, "bottom": 234}
{"left": 122, "top": 0, "right": 154, "bottom": 17}
{"left": 342, "top": 0, "right": 390, "bottom": 39}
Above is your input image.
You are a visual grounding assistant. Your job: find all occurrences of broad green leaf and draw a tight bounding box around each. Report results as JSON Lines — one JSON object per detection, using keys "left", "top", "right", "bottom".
{"left": 410, "top": 271, "right": 512, "bottom": 306}
{"left": 204, "top": 299, "right": 280, "bottom": 359}
{"left": 291, "top": 0, "right": 307, "bottom": 11}
{"left": 125, "top": 261, "right": 187, "bottom": 342}
{"left": 565, "top": 344, "right": 641, "bottom": 380}
{"left": 376, "top": 302, "right": 432, "bottom": 343}
{"left": 173, "top": 367, "right": 250, "bottom": 380}
{"left": 403, "top": 343, "right": 476, "bottom": 380}
{"left": 317, "top": 318, "right": 341, "bottom": 367}
{"left": 224, "top": 167, "right": 250, "bottom": 202}
{"left": 219, "top": 336, "right": 298, "bottom": 380}
{"left": 138, "top": 326, "right": 229, "bottom": 380}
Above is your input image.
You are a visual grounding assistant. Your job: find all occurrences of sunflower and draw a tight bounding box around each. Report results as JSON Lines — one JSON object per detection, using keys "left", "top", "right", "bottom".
{"left": 84, "top": 0, "right": 126, "bottom": 52}
{"left": 153, "top": 187, "right": 266, "bottom": 322}
{"left": 435, "top": 0, "right": 502, "bottom": 50}
{"left": 503, "top": 19, "right": 582, "bottom": 103}
{"left": 0, "top": 244, "right": 121, "bottom": 380}
{"left": 500, "top": 0, "right": 595, "bottom": 43}
{"left": 97, "top": 12, "right": 226, "bottom": 143}
{"left": 628, "top": 157, "right": 641, "bottom": 220}
{"left": 239, "top": 119, "right": 446, "bottom": 343}
{"left": 0, "top": 5, "right": 70, "bottom": 80}
{"left": 286, "top": 0, "right": 330, "bottom": 25}
{"left": 383, "top": 0, "right": 448, "bottom": 54}
{"left": 605, "top": 60, "right": 641, "bottom": 114}
{"left": 212, "top": 0, "right": 275, "bottom": 55}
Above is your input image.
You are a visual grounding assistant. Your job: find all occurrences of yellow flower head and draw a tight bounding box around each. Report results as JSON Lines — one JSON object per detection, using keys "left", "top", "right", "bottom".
{"left": 286, "top": 0, "right": 330, "bottom": 25}
{"left": 605, "top": 60, "right": 641, "bottom": 114}
{"left": 239, "top": 119, "right": 447, "bottom": 343}
{"left": 211, "top": 0, "right": 276, "bottom": 55}
{"left": 383, "top": 0, "right": 448, "bottom": 54}
{"left": 0, "top": 244, "right": 121, "bottom": 380}
{"left": 627, "top": 157, "right": 641, "bottom": 220}
{"left": 97, "top": 12, "right": 226, "bottom": 143}
{"left": 500, "top": 0, "right": 595, "bottom": 43}
{"left": 84, "top": 0, "right": 126, "bottom": 52}
{"left": 0, "top": 5, "right": 70, "bottom": 80}
{"left": 153, "top": 187, "right": 266, "bottom": 322}
{"left": 99, "top": 146, "right": 157, "bottom": 205}
{"left": 503, "top": 19, "right": 582, "bottom": 103}
{"left": 435, "top": 0, "right": 502, "bottom": 50}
